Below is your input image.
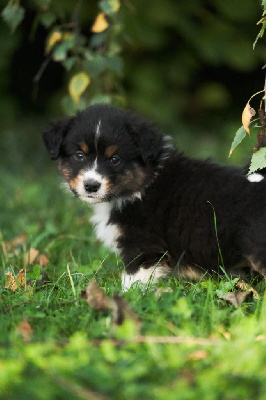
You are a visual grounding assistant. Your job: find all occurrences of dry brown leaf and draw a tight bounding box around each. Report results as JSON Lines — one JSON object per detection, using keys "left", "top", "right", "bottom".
{"left": 222, "top": 332, "right": 231, "bottom": 340}
{"left": 155, "top": 287, "right": 173, "bottom": 299}
{"left": 23, "top": 248, "right": 39, "bottom": 267}
{"left": 35, "top": 254, "right": 49, "bottom": 267}
{"left": 188, "top": 350, "right": 208, "bottom": 360}
{"left": 4, "top": 271, "right": 18, "bottom": 292}
{"left": 112, "top": 293, "right": 141, "bottom": 328}
{"left": 235, "top": 279, "right": 260, "bottom": 300}
{"left": 82, "top": 279, "right": 142, "bottom": 332}
{"left": 16, "top": 318, "right": 34, "bottom": 342}
{"left": 2, "top": 232, "right": 27, "bottom": 254}
{"left": 4, "top": 269, "right": 26, "bottom": 292}
{"left": 91, "top": 13, "right": 109, "bottom": 33}
{"left": 82, "top": 278, "right": 112, "bottom": 311}
{"left": 242, "top": 102, "right": 256, "bottom": 135}
{"left": 221, "top": 291, "right": 251, "bottom": 308}
{"left": 255, "top": 335, "right": 265, "bottom": 341}
{"left": 17, "top": 268, "right": 26, "bottom": 288}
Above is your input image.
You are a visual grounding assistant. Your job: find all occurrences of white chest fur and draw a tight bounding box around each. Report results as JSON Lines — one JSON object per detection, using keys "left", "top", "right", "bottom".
{"left": 90, "top": 202, "right": 119, "bottom": 251}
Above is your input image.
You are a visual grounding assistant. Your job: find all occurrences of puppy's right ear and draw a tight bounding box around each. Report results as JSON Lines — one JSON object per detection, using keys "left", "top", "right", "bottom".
{"left": 42, "top": 117, "right": 73, "bottom": 160}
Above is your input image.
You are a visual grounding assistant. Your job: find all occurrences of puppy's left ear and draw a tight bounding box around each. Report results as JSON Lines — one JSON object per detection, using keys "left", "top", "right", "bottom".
{"left": 42, "top": 117, "right": 73, "bottom": 160}
{"left": 127, "top": 117, "right": 163, "bottom": 164}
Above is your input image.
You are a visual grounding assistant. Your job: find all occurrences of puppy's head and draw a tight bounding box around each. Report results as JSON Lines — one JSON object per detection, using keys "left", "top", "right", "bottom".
{"left": 43, "top": 104, "right": 168, "bottom": 204}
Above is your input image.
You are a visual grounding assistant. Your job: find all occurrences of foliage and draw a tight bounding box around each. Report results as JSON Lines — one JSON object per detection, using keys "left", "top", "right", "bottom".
{"left": 0, "top": 0, "right": 265, "bottom": 147}
{"left": 229, "top": 2, "right": 266, "bottom": 172}
{"left": 1, "top": 0, "right": 125, "bottom": 114}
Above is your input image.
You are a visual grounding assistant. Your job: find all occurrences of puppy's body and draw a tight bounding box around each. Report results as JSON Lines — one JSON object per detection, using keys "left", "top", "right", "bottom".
{"left": 43, "top": 105, "right": 266, "bottom": 289}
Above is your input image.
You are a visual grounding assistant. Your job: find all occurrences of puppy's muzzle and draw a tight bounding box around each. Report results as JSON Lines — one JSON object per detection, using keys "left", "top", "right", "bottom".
{"left": 84, "top": 179, "right": 101, "bottom": 194}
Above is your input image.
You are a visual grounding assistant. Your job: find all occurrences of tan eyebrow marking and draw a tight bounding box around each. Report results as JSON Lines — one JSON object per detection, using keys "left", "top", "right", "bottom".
{"left": 105, "top": 145, "right": 118, "bottom": 158}
{"left": 79, "top": 142, "right": 89, "bottom": 154}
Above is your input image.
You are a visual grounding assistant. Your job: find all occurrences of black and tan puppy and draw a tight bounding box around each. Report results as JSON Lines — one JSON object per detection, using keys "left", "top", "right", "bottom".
{"left": 43, "top": 104, "right": 266, "bottom": 290}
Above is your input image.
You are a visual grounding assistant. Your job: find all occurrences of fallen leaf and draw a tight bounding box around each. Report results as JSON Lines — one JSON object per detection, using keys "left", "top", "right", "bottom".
{"left": 188, "top": 350, "right": 208, "bottom": 360}
{"left": 82, "top": 279, "right": 142, "bottom": 334}
{"left": 82, "top": 278, "right": 112, "bottom": 311}
{"left": 35, "top": 254, "right": 49, "bottom": 267}
{"left": 222, "top": 332, "right": 231, "bottom": 340}
{"left": 91, "top": 13, "right": 109, "bottom": 33}
{"left": 112, "top": 293, "right": 141, "bottom": 326}
{"left": 17, "top": 268, "right": 26, "bottom": 288}
{"left": 242, "top": 102, "right": 256, "bottom": 135}
{"left": 4, "top": 269, "right": 26, "bottom": 292}
{"left": 23, "top": 248, "right": 39, "bottom": 267}
{"left": 255, "top": 335, "right": 265, "bottom": 341}
{"left": 235, "top": 280, "right": 260, "bottom": 300}
{"left": 221, "top": 291, "right": 252, "bottom": 308}
{"left": 4, "top": 271, "right": 18, "bottom": 292}
{"left": 2, "top": 232, "right": 27, "bottom": 253}
{"left": 155, "top": 287, "right": 173, "bottom": 299}
{"left": 16, "top": 318, "right": 33, "bottom": 342}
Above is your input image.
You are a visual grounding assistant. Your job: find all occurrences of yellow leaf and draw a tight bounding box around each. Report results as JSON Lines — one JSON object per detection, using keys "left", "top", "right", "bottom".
{"left": 242, "top": 102, "right": 256, "bottom": 135}
{"left": 91, "top": 13, "right": 109, "bottom": 33}
{"left": 46, "top": 30, "right": 63, "bottom": 54}
{"left": 69, "top": 72, "right": 90, "bottom": 104}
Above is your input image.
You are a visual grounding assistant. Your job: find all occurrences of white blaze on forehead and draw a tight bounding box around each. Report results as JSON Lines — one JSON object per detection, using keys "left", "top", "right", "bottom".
{"left": 94, "top": 120, "right": 102, "bottom": 153}
{"left": 83, "top": 165, "right": 102, "bottom": 182}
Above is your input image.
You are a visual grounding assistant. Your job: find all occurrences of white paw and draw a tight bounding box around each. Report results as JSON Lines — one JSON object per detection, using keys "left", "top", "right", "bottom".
{"left": 121, "top": 265, "right": 170, "bottom": 292}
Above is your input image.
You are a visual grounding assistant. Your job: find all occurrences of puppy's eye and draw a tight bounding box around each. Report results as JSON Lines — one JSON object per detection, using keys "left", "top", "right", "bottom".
{"left": 109, "top": 155, "right": 121, "bottom": 166}
{"left": 74, "top": 151, "right": 85, "bottom": 161}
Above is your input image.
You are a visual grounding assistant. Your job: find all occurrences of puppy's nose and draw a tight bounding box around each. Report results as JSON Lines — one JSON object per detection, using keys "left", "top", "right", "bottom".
{"left": 84, "top": 179, "right": 101, "bottom": 193}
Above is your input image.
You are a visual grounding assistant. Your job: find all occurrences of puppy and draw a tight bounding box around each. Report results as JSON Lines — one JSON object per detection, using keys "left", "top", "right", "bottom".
{"left": 43, "top": 104, "right": 266, "bottom": 290}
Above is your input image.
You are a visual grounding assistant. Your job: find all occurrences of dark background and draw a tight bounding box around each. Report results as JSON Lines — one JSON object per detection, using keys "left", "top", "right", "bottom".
{"left": 0, "top": 0, "right": 265, "bottom": 178}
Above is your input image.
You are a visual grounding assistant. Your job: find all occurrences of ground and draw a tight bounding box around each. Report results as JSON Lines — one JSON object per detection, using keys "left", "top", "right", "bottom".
{"left": 1, "top": 171, "right": 266, "bottom": 400}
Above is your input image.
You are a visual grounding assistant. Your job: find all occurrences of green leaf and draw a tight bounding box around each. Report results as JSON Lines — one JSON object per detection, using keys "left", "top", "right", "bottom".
{"left": 99, "top": 0, "right": 120, "bottom": 16}
{"left": 69, "top": 72, "right": 90, "bottom": 104}
{"left": 249, "top": 147, "right": 266, "bottom": 174}
{"left": 52, "top": 35, "right": 74, "bottom": 61}
{"left": 62, "top": 57, "right": 76, "bottom": 71}
{"left": 38, "top": 11, "right": 56, "bottom": 28}
{"left": 229, "top": 125, "right": 246, "bottom": 157}
{"left": 1, "top": 4, "right": 25, "bottom": 33}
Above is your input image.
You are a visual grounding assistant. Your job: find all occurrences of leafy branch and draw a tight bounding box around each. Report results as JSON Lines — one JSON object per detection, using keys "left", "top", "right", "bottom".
{"left": 229, "top": 1, "right": 266, "bottom": 174}
{"left": 1, "top": 0, "right": 125, "bottom": 114}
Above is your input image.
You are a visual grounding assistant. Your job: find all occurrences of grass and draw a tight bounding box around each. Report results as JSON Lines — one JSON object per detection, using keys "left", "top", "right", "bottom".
{"left": 1, "top": 170, "right": 266, "bottom": 400}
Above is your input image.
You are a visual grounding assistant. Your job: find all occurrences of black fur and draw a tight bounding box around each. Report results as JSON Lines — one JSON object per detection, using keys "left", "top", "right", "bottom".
{"left": 43, "top": 104, "right": 266, "bottom": 281}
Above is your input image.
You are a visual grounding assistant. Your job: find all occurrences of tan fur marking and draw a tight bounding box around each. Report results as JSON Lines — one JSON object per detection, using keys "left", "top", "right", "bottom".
{"left": 69, "top": 174, "right": 83, "bottom": 190}
{"left": 175, "top": 265, "right": 205, "bottom": 281}
{"left": 118, "top": 164, "right": 145, "bottom": 190}
{"left": 247, "top": 256, "right": 266, "bottom": 277}
{"left": 79, "top": 142, "right": 89, "bottom": 154}
{"left": 58, "top": 163, "right": 71, "bottom": 179}
{"left": 105, "top": 145, "right": 118, "bottom": 158}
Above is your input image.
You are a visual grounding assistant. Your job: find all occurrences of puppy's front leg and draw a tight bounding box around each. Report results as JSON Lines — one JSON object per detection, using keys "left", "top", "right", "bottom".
{"left": 121, "top": 264, "right": 170, "bottom": 292}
